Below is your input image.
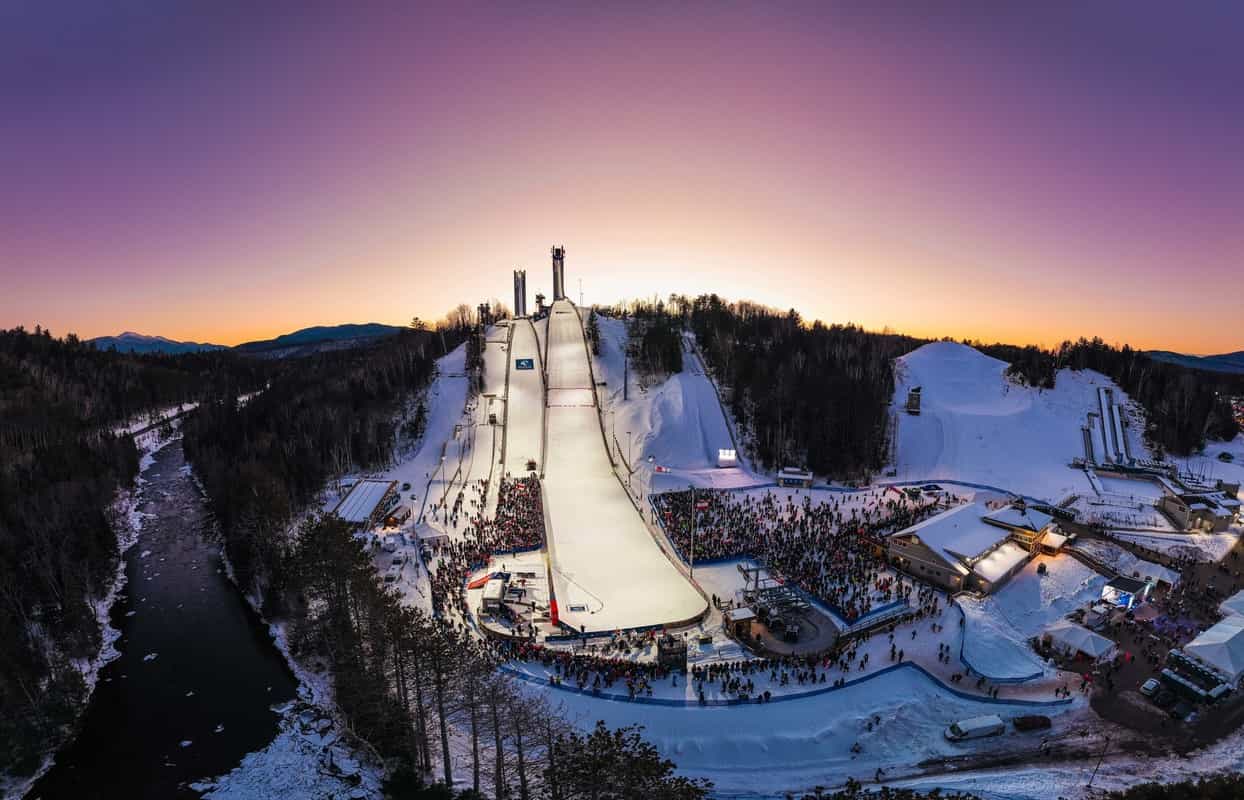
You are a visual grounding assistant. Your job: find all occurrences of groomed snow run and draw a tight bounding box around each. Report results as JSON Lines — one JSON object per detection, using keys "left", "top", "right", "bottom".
{"left": 541, "top": 301, "right": 705, "bottom": 632}
{"left": 891, "top": 341, "right": 1147, "bottom": 501}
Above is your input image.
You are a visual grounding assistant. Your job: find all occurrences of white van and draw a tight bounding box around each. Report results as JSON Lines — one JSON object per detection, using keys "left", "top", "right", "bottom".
{"left": 944, "top": 714, "right": 1006, "bottom": 741}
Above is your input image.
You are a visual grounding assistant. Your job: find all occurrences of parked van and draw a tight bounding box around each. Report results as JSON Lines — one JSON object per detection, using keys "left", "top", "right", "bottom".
{"left": 944, "top": 715, "right": 1006, "bottom": 741}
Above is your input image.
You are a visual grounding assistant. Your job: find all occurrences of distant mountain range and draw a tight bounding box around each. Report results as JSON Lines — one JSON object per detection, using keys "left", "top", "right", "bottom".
{"left": 90, "top": 323, "right": 406, "bottom": 359}
{"left": 89, "top": 332, "right": 226, "bottom": 355}
{"left": 1147, "top": 350, "right": 1244, "bottom": 374}
{"left": 234, "top": 323, "right": 404, "bottom": 357}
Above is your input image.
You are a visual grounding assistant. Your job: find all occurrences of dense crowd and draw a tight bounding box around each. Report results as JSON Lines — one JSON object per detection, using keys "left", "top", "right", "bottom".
{"left": 425, "top": 475, "right": 546, "bottom": 617}
{"left": 653, "top": 488, "right": 949, "bottom": 621}
{"left": 498, "top": 594, "right": 967, "bottom": 704}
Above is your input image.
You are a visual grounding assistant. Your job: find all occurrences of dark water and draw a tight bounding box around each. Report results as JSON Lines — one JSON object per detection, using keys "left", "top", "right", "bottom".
{"left": 30, "top": 441, "right": 297, "bottom": 799}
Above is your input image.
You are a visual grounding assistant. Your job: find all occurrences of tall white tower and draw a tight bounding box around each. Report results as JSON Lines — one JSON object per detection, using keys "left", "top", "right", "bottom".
{"left": 512, "top": 269, "right": 527, "bottom": 317}
{"left": 551, "top": 245, "right": 566, "bottom": 301}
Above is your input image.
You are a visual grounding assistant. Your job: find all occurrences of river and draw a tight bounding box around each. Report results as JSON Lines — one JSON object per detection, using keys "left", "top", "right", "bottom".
{"left": 29, "top": 440, "right": 298, "bottom": 799}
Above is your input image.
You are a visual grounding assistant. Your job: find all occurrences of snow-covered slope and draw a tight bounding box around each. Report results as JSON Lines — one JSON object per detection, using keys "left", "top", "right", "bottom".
{"left": 590, "top": 315, "right": 756, "bottom": 490}
{"left": 892, "top": 341, "right": 1144, "bottom": 501}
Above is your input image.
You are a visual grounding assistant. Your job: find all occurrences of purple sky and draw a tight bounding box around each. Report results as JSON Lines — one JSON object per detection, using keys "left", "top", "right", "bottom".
{"left": 2, "top": 2, "right": 1241, "bottom": 351}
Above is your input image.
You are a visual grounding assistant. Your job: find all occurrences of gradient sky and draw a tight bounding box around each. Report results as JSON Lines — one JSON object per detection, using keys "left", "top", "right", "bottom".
{"left": 2, "top": 2, "right": 1242, "bottom": 351}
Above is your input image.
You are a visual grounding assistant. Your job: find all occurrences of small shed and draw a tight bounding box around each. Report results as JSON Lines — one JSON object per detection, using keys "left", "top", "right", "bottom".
{"left": 724, "top": 606, "right": 757, "bottom": 639}
{"left": 386, "top": 504, "right": 412, "bottom": 527}
{"left": 717, "top": 449, "right": 738, "bottom": 468}
{"left": 777, "top": 467, "right": 813, "bottom": 488}
{"left": 657, "top": 634, "right": 688, "bottom": 670}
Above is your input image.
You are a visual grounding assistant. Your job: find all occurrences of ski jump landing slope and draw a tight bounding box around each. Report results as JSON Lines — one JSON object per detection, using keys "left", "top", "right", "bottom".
{"left": 542, "top": 300, "right": 705, "bottom": 633}
{"left": 502, "top": 320, "right": 544, "bottom": 476}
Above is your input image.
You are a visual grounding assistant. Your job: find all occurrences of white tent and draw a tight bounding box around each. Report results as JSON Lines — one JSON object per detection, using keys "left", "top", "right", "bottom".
{"left": 1044, "top": 620, "right": 1116, "bottom": 661}
{"left": 1186, "top": 615, "right": 1244, "bottom": 683}
{"left": 1219, "top": 589, "right": 1244, "bottom": 619}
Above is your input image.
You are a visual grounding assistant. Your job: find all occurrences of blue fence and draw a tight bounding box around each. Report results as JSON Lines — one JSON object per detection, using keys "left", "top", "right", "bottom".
{"left": 502, "top": 660, "right": 1072, "bottom": 709}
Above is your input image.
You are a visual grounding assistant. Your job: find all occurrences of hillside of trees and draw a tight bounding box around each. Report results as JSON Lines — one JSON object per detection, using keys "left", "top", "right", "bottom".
{"left": 182, "top": 324, "right": 466, "bottom": 614}
{"left": 0, "top": 327, "right": 267, "bottom": 779}
{"left": 974, "top": 337, "right": 1242, "bottom": 456}
{"left": 604, "top": 295, "right": 926, "bottom": 478}
{"left": 286, "top": 515, "right": 710, "bottom": 800}
{"left": 604, "top": 295, "right": 1239, "bottom": 477}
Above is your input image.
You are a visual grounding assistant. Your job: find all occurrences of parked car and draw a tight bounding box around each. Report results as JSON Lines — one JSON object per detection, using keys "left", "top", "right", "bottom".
{"left": 1140, "top": 678, "right": 1161, "bottom": 697}
{"left": 1012, "top": 715, "right": 1052, "bottom": 732}
{"left": 391, "top": 555, "right": 405, "bottom": 567}
{"left": 1153, "top": 689, "right": 1177, "bottom": 709}
{"left": 402, "top": 482, "right": 412, "bottom": 491}
{"left": 1171, "top": 701, "right": 1195, "bottom": 721}
{"left": 944, "top": 715, "right": 1006, "bottom": 741}
{"left": 384, "top": 564, "right": 401, "bottom": 583}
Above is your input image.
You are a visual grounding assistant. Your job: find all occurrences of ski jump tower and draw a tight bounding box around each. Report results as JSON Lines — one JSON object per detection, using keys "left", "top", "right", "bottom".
{"left": 551, "top": 246, "right": 566, "bottom": 301}
{"left": 512, "top": 269, "right": 527, "bottom": 317}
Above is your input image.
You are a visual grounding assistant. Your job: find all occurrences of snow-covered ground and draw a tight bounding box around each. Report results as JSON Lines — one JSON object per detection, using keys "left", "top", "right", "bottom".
{"left": 958, "top": 555, "right": 1106, "bottom": 681}
{"left": 542, "top": 301, "right": 705, "bottom": 632}
{"left": 896, "top": 716, "right": 1244, "bottom": 800}
{"left": 529, "top": 661, "right": 1084, "bottom": 796}
{"left": 890, "top": 342, "right": 1148, "bottom": 501}
{"left": 1112, "top": 528, "right": 1239, "bottom": 562}
{"left": 1172, "top": 433, "right": 1244, "bottom": 490}
{"left": 1072, "top": 538, "right": 1180, "bottom": 586}
{"left": 589, "top": 314, "right": 759, "bottom": 493}
{"left": 111, "top": 400, "right": 199, "bottom": 436}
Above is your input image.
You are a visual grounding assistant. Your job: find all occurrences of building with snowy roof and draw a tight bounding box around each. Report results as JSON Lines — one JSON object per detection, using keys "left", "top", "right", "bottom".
{"left": 332, "top": 478, "right": 398, "bottom": 528}
{"left": 981, "top": 503, "right": 1057, "bottom": 550}
{"left": 1159, "top": 489, "right": 1240, "bottom": 533}
{"left": 887, "top": 502, "right": 1032, "bottom": 594}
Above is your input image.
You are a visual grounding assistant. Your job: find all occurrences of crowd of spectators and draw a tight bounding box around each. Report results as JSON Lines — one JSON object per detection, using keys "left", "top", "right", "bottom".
{"left": 652, "top": 488, "right": 949, "bottom": 621}
{"left": 426, "top": 475, "right": 546, "bottom": 617}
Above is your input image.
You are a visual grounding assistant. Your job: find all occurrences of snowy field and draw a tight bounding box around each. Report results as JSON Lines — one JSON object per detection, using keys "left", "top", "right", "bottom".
{"left": 542, "top": 301, "right": 705, "bottom": 632}
{"left": 958, "top": 555, "right": 1106, "bottom": 681}
{"left": 1172, "top": 433, "right": 1244, "bottom": 491}
{"left": 890, "top": 342, "right": 1147, "bottom": 501}
{"left": 1096, "top": 474, "right": 1168, "bottom": 503}
{"left": 530, "top": 662, "right": 1083, "bottom": 797}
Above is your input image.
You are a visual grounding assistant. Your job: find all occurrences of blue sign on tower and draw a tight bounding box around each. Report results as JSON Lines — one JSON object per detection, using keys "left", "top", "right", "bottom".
{"left": 515, "top": 358, "right": 534, "bottom": 370}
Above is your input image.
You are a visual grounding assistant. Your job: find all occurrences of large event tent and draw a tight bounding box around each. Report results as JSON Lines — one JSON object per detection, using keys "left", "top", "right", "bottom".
{"left": 1043, "top": 620, "right": 1116, "bottom": 662}
{"left": 1186, "top": 615, "right": 1244, "bottom": 683}
{"left": 1218, "top": 589, "right": 1244, "bottom": 619}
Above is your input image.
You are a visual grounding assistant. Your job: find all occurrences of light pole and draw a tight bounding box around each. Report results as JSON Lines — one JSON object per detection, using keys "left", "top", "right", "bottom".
{"left": 438, "top": 455, "right": 447, "bottom": 510}
{"left": 1087, "top": 734, "right": 1111, "bottom": 789}
{"left": 626, "top": 430, "right": 633, "bottom": 492}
